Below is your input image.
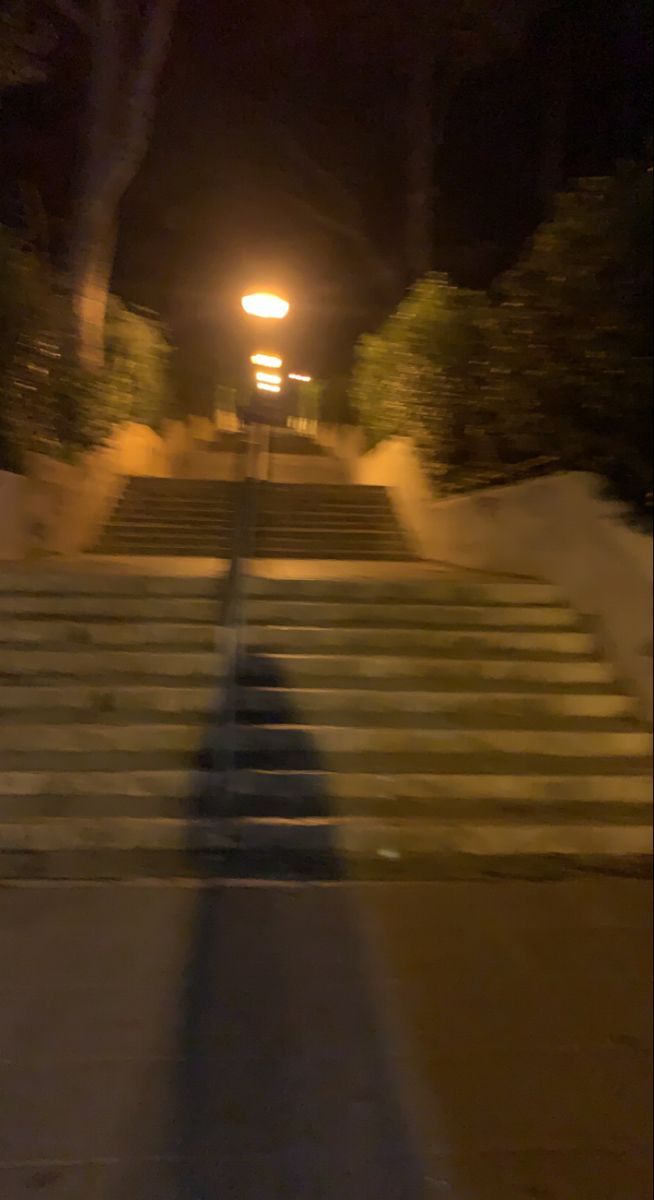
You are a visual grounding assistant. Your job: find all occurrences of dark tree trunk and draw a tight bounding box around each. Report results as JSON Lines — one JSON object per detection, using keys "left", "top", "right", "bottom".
{"left": 69, "top": 0, "right": 177, "bottom": 370}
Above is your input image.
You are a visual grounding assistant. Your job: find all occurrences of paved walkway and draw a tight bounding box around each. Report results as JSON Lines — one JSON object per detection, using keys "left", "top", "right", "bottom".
{"left": 0, "top": 878, "right": 650, "bottom": 1198}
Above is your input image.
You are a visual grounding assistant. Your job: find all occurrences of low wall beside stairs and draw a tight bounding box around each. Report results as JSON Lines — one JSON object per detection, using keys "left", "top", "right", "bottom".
{"left": 0, "top": 420, "right": 193, "bottom": 561}
{"left": 353, "top": 437, "right": 654, "bottom": 717}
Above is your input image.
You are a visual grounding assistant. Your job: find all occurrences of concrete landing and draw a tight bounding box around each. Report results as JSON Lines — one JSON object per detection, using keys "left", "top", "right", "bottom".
{"left": 0, "top": 878, "right": 650, "bottom": 1199}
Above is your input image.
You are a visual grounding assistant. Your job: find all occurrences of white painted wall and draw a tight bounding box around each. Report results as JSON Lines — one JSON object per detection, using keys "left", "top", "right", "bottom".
{"left": 355, "top": 437, "right": 653, "bottom": 715}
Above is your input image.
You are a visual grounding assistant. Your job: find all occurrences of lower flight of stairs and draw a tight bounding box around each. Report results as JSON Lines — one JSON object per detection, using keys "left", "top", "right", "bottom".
{"left": 0, "top": 568, "right": 651, "bottom": 878}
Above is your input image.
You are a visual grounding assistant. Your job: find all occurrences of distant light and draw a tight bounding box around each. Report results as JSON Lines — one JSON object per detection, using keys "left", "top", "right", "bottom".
{"left": 241, "top": 293, "right": 290, "bottom": 319}
{"left": 256, "top": 371, "right": 283, "bottom": 385}
{"left": 289, "top": 373, "right": 312, "bottom": 383}
{"left": 256, "top": 381, "right": 281, "bottom": 394}
{"left": 251, "top": 353, "right": 283, "bottom": 368}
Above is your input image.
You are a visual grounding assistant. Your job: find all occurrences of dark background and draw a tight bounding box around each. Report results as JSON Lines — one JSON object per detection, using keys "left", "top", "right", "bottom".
{"left": 1, "top": 0, "right": 651, "bottom": 411}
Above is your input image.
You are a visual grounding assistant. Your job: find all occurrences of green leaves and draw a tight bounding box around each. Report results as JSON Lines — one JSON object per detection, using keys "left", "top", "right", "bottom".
{"left": 0, "top": 226, "right": 171, "bottom": 472}
{"left": 350, "top": 167, "right": 652, "bottom": 512}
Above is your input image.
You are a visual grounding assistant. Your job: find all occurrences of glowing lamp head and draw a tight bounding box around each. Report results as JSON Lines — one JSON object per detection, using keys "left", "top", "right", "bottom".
{"left": 256, "top": 371, "right": 282, "bottom": 385}
{"left": 241, "top": 293, "right": 290, "bottom": 319}
{"left": 251, "top": 353, "right": 283, "bottom": 368}
{"left": 256, "top": 381, "right": 281, "bottom": 394}
{"left": 288, "top": 373, "right": 312, "bottom": 383}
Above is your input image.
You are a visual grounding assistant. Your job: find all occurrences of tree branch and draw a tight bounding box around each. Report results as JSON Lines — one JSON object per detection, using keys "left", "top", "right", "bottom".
{"left": 117, "top": 0, "right": 178, "bottom": 186}
{"left": 42, "top": 0, "right": 92, "bottom": 35}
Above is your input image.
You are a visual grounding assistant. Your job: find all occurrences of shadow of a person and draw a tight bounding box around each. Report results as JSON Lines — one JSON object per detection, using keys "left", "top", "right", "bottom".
{"left": 171, "top": 652, "right": 425, "bottom": 1199}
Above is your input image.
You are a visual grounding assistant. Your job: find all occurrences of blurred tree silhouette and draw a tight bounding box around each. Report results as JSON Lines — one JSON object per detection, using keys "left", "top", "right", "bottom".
{"left": 351, "top": 165, "right": 652, "bottom": 512}
{"left": 0, "top": 225, "right": 171, "bottom": 472}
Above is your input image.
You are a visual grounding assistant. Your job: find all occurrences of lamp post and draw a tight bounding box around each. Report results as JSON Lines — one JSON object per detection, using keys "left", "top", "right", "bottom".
{"left": 241, "top": 291, "right": 290, "bottom": 427}
{"left": 241, "top": 292, "right": 290, "bottom": 320}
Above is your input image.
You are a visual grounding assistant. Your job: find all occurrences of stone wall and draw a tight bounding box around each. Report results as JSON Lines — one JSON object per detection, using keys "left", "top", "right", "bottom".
{"left": 0, "top": 421, "right": 192, "bottom": 561}
{"left": 354, "top": 436, "right": 653, "bottom": 715}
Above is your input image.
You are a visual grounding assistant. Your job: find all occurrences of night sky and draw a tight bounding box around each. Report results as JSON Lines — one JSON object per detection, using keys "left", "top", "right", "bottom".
{"left": 1, "top": 0, "right": 651, "bottom": 403}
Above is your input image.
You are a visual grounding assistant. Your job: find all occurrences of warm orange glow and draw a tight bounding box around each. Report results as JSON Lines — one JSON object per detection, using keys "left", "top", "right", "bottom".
{"left": 256, "top": 381, "right": 281, "bottom": 393}
{"left": 288, "top": 373, "right": 312, "bottom": 383}
{"left": 256, "top": 371, "right": 283, "bottom": 385}
{"left": 241, "top": 293, "right": 290, "bottom": 319}
{"left": 251, "top": 353, "right": 283, "bottom": 368}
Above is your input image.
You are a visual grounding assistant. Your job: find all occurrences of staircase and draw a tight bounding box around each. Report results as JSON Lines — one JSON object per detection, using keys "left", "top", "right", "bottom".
{"left": 92, "top": 479, "right": 413, "bottom": 560}
{"left": 253, "top": 483, "right": 413, "bottom": 560}
{"left": 92, "top": 478, "right": 238, "bottom": 557}
{"left": 0, "top": 567, "right": 650, "bottom": 877}
{"left": 0, "top": 569, "right": 227, "bottom": 874}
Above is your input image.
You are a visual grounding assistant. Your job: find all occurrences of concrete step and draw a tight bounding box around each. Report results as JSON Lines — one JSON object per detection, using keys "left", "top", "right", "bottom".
{"left": 229, "top": 723, "right": 653, "bottom": 759}
{"left": 95, "top": 526, "right": 234, "bottom": 540}
{"left": 243, "top": 626, "right": 596, "bottom": 656}
{"left": 0, "top": 596, "right": 223, "bottom": 621}
{"left": 0, "top": 769, "right": 192, "bottom": 797}
{"left": 2, "top": 746, "right": 650, "bottom": 777}
{"left": 244, "top": 577, "right": 563, "bottom": 605}
{"left": 256, "top": 483, "right": 389, "bottom": 496}
{"left": 230, "top": 767, "right": 653, "bottom": 806}
{"left": 248, "top": 551, "right": 417, "bottom": 562}
{"left": 0, "top": 815, "right": 649, "bottom": 860}
{"left": 236, "top": 652, "right": 615, "bottom": 688}
{"left": 250, "top": 547, "right": 412, "bottom": 559}
{"left": 0, "top": 620, "right": 220, "bottom": 648}
{"left": 0, "top": 722, "right": 209, "bottom": 753}
{"left": 2, "top": 718, "right": 650, "bottom": 758}
{"left": 6, "top": 787, "right": 649, "bottom": 825}
{"left": 253, "top": 531, "right": 407, "bottom": 541}
{"left": 123, "top": 479, "right": 238, "bottom": 492}
{"left": 0, "top": 647, "right": 224, "bottom": 678}
{"left": 94, "top": 544, "right": 232, "bottom": 557}
{"left": 94, "top": 538, "right": 233, "bottom": 553}
{"left": 2, "top": 765, "right": 648, "bottom": 804}
{"left": 0, "top": 682, "right": 625, "bottom": 724}
{"left": 236, "top": 686, "right": 637, "bottom": 723}
{"left": 104, "top": 514, "right": 236, "bottom": 527}
{"left": 245, "top": 600, "right": 578, "bottom": 629}
{"left": 0, "top": 573, "right": 225, "bottom": 596}
{"left": 0, "top": 684, "right": 216, "bottom": 714}
{"left": 111, "top": 504, "right": 237, "bottom": 517}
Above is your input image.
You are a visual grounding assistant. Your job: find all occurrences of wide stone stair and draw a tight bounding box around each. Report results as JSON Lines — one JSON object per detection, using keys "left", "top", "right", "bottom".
{"left": 0, "top": 569, "right": 228, "bottom": 874}
{"left": 229, "top": 574, "right": 653, "bottom": 869}
{"left": 92, "top": 477, "right": 414, "bottom": 561}
{"left": 253, "top": 482, "right": 413, "bottom": 560}
{"left": 92, "top": 478, "right": 238, "bottom": 557}
{"left": 1, "top": 567, "right": 650, "bottom": 877}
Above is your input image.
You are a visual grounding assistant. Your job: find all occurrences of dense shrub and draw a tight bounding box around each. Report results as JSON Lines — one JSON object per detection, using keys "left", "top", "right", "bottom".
{"left": 350, "top": 167, "right": 653, "bottom": 511}
{"left": 0, "top": 226, "right": 171, "bottom": 471}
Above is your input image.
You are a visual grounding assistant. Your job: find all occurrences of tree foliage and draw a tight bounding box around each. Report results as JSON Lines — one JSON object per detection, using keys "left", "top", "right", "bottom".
{"left": 351, "top": 167, "right": 653, "bottom": 510}
{"left": 0, "top": 226, "right": 171, "bottom": 472}
{"left": 0, "top": 2, "right": 53, "bottom": 91}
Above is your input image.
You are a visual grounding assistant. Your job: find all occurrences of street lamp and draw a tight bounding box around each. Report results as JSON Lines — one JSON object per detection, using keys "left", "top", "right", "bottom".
{"left": 255, "top": 371, "right": 283, "bottom": 385}
{"left": 241, "top": 292, "right": 290, "bottom": 319}
{"left": 288, "top": 373, "right": 312, "bottom": 383}
{"left": 257, "top": 381, "right": 281, "bottom": 394}
{"left": 251, "top": 353, "right": 283, "bottom": 368}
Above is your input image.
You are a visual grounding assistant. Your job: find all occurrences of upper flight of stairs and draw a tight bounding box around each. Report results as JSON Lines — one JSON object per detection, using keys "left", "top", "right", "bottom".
{"left": 92, "top": 478, "right": 238, "bottom": 557}
{"left": 0, "top": 567, "right": 651, "bottom": 877}
{"left": 253, "top": 483, "right": 413, "bottom": 559}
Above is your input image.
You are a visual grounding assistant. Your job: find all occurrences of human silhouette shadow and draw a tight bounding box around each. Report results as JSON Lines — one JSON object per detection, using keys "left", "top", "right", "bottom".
{"left": 167, "top": 651, "right": 426, "bottom": 1199}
